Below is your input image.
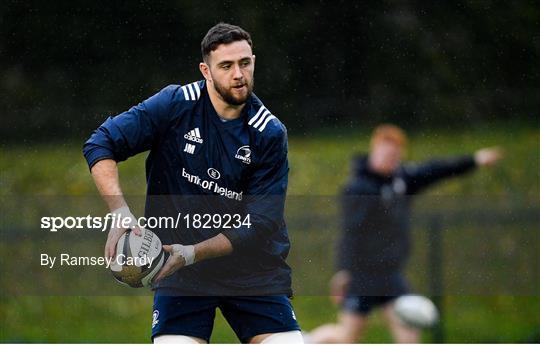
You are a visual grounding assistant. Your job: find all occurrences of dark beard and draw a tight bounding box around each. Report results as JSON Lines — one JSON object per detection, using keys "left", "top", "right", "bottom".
{"left": 213, "top": 78, "right": 254, "bottom": 106}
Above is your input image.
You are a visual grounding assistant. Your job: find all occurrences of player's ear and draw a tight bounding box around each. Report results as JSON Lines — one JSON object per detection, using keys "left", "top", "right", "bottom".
{"left": 199, "top": 62, "right": 211, "bottom": 82}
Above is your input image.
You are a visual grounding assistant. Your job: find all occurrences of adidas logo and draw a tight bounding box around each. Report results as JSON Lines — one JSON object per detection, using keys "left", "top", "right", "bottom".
{"left": 184, "top": 143, "right": 195, "bottom": 154}
{"left": 184, "top": 128, "right": 203, "bottom": 144}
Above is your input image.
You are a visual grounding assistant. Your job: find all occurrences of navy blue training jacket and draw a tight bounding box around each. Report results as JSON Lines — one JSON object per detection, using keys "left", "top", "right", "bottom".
{"left": 83, "top": 81, "right": 292, "bottom": 296}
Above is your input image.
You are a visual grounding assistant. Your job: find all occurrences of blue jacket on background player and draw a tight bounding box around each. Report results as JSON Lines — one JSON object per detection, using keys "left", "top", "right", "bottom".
{"left": 308, "top": 124, "right": 502, "bottom": 343}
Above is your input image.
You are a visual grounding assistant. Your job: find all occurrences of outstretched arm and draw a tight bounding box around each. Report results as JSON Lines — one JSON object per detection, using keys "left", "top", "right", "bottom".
{"left": 406, "top": 147, "right": 503, "bottom": 193}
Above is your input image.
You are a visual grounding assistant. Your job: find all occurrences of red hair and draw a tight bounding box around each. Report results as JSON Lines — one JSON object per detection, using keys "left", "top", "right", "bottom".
{"left": 370, "top": 124, "right": 408, "bottom": 148}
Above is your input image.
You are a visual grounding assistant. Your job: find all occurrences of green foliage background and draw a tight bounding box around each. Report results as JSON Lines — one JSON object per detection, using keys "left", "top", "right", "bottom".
{"left": 3, "top": 1, "right": 539, "bottom": 142}
{"left": 1, "top": 126, "right": 539, "bottom": 342}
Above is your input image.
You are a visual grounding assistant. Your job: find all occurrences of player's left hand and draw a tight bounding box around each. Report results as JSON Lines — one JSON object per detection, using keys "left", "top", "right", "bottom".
{"left": 329, "top": 270, "right": 351, "bottom": 305}
{"left": 474, "top": 147, "right": 504, "bottom": 167}
{"left": 153, "top": 244, "right": 195, "bottom": 283}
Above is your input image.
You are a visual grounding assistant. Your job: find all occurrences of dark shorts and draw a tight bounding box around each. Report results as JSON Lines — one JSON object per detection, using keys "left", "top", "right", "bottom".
{"left": 342, "top": 271, "right": 410, "bottom": 315}
{"left": 151, "top": 291, "right": 301, "bottom": 343}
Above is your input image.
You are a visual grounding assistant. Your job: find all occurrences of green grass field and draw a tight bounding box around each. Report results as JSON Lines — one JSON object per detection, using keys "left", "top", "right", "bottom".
{"left": 1, "top": 125, "right": 539, "bottom": 342}
{"left": 1, "top": 124, "right": 538, "bottom": 197}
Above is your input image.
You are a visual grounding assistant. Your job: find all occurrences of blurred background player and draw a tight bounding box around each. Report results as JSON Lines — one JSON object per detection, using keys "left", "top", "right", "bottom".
{"left": 307, "top": 124, "right": 502, "bottom": 343}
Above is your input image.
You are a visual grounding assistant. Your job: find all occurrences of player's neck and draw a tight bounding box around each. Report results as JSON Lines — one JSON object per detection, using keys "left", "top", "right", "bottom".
{"left": 207, "top": 86, "right": 245, "bottom": 121}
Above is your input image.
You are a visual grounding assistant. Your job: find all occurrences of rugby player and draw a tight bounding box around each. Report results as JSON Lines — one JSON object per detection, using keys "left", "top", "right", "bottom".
{"left": 308, "top": 124, "right": 502, "bottom": 343}
{"left": 83, "top": 23, "right": 302, "bottom": 344}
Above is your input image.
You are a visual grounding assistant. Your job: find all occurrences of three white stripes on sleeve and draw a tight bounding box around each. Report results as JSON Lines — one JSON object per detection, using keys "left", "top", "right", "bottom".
{"left": 248, "top": 105, "right": 276, "bottom": 132}
{"left": 181, "top": 82, "right": 201, "bottom": 101}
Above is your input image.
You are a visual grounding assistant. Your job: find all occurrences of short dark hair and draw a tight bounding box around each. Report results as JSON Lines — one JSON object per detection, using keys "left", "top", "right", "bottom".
{"left": 201, "top": 23, "right": 253, "bottom": 61}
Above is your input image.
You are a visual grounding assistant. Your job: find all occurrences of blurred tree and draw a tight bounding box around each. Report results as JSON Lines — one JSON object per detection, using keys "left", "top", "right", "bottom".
{"left": 1, "top": 0, "right": 538, "bottom": 142}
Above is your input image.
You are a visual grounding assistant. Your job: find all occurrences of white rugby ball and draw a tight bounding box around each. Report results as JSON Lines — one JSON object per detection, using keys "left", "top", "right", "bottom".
{"left": 110, "top": 228, "right": 164, "bottom": 288}
{"left": 393, "top": 294, "right": 439, "bottom": 329}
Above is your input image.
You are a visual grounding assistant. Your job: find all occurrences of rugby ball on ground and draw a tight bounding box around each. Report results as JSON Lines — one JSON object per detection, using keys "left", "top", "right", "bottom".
{"left": 393, "top": 294, "right": 439, "bottom": 329}
{"left": 110, "top": 228, "right": 164, "bottom": 288}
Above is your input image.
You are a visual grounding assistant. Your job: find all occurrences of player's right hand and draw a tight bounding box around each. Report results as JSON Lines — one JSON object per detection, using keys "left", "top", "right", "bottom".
{"left": 104, "top": 206, "right": 142, "bottom": 259}
{"left": 330, "top": 270, "right": 351, "bottom": 305}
